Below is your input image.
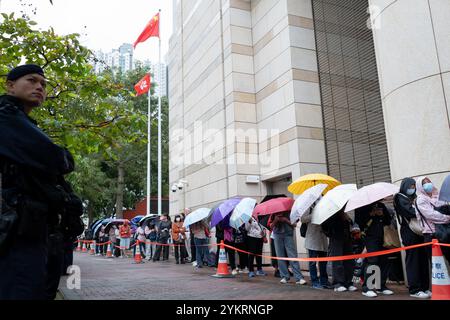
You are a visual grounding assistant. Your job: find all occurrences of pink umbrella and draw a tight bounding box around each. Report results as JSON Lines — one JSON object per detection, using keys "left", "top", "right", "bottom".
{"left": 253, "top": 197, "right": 295, "bottom": 217}
{"left": 345, "top": 182, "right": 399, "bottom": 212}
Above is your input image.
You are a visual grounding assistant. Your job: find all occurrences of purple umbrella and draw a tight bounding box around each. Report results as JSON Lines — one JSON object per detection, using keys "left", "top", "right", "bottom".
{"left": 210, "top": 198, "right": 242, "bottom": 228}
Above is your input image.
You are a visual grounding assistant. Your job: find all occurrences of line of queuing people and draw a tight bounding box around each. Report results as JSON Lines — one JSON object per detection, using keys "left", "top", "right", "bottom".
{"left": 78, "top": 175, "right": 449, "bottom": 300}
{"left": 298, "top": 175, "right": 450, "bottom": 299}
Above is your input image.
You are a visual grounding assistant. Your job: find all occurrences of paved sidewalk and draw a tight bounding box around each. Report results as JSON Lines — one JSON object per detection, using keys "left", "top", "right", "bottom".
{"left": 59, "top": 252, "right": 415, "bottom": 300}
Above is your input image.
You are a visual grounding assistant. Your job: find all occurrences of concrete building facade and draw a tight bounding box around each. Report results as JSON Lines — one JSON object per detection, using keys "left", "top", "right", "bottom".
{"left": 167, "top": 0, "right": 450, "bottom": 260}
{"left": 369, "top": 0, "right": 450, "bottom": 186}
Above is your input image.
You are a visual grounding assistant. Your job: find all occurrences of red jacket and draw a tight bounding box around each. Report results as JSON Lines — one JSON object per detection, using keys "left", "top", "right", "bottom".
{"left": 119, "top": 225, "right": 131, "bottom": 238}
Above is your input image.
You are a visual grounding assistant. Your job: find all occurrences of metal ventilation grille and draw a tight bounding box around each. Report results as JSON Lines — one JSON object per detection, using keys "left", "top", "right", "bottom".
{"left": 311, "top": 0, "right": 391, "bottom": 187}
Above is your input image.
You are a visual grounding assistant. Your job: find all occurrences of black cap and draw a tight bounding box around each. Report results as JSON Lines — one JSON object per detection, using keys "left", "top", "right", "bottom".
{"left": 7, "top": 64, "right": 45, "bottom": 81}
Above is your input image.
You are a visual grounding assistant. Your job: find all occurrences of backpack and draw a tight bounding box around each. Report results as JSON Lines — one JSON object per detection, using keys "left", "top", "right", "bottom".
{"left": 234, "top": 226, "right": 246, "bottom": 244}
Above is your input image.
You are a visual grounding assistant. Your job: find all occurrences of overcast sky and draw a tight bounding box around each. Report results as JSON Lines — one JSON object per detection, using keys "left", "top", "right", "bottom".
{"left": 1, "top": 0, "right": 173, "bottom": 63}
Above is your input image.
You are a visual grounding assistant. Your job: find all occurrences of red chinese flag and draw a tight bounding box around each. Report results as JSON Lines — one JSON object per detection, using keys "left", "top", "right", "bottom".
{"left": 133, "top": 12, "right": 160, "bottom": 48}
{"left": 134, "top": 74, "right": 151, "bottom": 96}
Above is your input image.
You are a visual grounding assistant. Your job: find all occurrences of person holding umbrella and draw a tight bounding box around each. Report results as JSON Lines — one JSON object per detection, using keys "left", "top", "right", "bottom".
{"left": 394, "top": 178, "right": 430, "bottom": 299}
{"left": 183, "top": 208, "right": 212, "bottom": 268}
{"left": 245, "top": 217, "right": 267, "bottom": 278}
{"left": 223, "top": 222, "right": 238, "bottom": 275}
{"left": 355, "top": 201, "right": 393, "bottom": 298}
{"left": 315, "top": 184, "right": 358, "bottom": 293}
{"left": 300, "top": 197, "right": 332, "bottom": 289}
{"left": 322, "top": 209, "right": 356, "bottom": 293}
{"left": 119, "top": 221, "right": 131, "bottom": 258}
{"left": 290, "top": 184, "right": 330, "bottom": 289}
{"left": 270, "top": 211, "right": 307, "bottom": 285}
{"left": 191, "top": 220, "right": 212, "bottom": 269}
{"left": 153, "top": 214, "right": 172, "bottom": 262}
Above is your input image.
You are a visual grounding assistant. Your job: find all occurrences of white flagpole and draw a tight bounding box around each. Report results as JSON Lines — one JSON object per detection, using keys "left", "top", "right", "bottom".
{"left": 147, "top": 73, "right": 152, "bottom": 216}
{"left": 157, "top": 9, "right": 162, "bottom": 217}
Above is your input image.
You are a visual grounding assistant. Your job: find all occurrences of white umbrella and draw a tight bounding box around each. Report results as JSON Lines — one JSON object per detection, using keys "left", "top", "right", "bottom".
{"left": 183, "top": 208, "right": 211, "bottom": 228}
{"left": 345, "top": 182, "right": 400, "bottom": 212}
{"left": 230, "top": 198, "right": 257, "bottom": 229}
{"left": 311, "top": 184, "right": 358, "bottom": 225}
{"left": 290, "top": 184, "right": 328, "bottom": 224}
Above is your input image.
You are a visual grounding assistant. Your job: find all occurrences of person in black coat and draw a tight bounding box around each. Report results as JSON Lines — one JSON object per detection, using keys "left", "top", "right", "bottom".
{"left": 152, "top": 214, "right": 172, "bottom": 261}
{"left": 214, "top": 221, "right": 224, "bottom": 267}
{"left": 322, "top": 209, "right": 356, "bottom": 292}
{"left": 0, "top": 65, "right": 81, "bottom": 300}
{"left": 394, "top": 178, "right": 430, "bottom": 299}
{"left": 355, "top": 201, "right": 392, "bottom": 297}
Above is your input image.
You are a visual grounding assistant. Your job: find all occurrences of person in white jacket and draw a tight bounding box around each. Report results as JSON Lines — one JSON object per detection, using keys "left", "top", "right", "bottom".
{"left": 300, "top": 202, "right": 333, "bottom": 290}
{"left": 245, "top": 217, "right": 267, "bottom": 278}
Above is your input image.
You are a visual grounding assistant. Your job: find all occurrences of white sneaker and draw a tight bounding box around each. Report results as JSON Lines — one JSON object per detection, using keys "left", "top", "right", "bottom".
{"left": 241, "top": 268, "right": 249, "bottom": 274}
{"left": 334, "top": 286, "right": 347, "bottom": 292}
{"left": 410, "top": 291, "right": 429, "bottom": 299}
{"left": 425, "top": 290, "right": 432, "bottom": 298}
{"left": 192, "top": 261, "right": 198, "bottom": 267}
{"left": 362, "top": 290, "right": 378, "bottom": 298}
{"left": 232, "top": 269, "right": 238, "bottom": 276}
{"left": 348, "top": 286, "right": 358, "bottom": 292}
{"left": 378, "top": 289, "right": 394, "bottom": 296}
{"left": 280, "top": 278, "right": 289, "bottom": 284}
{"left": 296, "top": 279, "right": 307, "bottom": 285}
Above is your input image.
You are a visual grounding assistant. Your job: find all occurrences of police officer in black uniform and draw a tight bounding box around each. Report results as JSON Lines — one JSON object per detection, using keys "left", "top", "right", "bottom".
{"left": 0, "top": 64, "right": 83, "bottom": 300}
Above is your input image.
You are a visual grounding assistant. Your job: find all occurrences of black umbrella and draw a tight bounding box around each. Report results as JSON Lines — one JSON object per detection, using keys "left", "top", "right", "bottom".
{"left": 260, "top": 194, "right": 287, "bottom": 203}
{"left": 140, "top": 215, "right": 160, "bottom": 228}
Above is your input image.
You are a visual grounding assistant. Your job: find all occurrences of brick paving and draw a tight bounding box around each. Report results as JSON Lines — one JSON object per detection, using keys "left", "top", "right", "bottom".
{"left": 59, "top": 252, "right": 415, "bottom": 300}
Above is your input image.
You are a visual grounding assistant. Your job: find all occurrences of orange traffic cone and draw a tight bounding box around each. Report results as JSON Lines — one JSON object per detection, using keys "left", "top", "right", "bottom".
{"left": 82, "top": 241, "right": 88, "bottom": 253}
{"left": 133, "top": 240, "right": 143, "bottom": 264}
{"left": 431, "top": 239, "right": 450, "bottom": 300}
{"left": 106, "top": 242, "right": 113, "bottom": 258}
{"left": 211, "top": 241, "right": 235, "bottom": 278}
{"left": 76, "top": 241, "right": 82, "bottom": 252}
{"left": 90, "top": 241, "right": 96, "bottom": 255}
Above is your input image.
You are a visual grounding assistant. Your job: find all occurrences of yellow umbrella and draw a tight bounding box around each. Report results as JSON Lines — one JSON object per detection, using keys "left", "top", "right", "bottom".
{"left": 288, "top": 174, "right": 341, "bottom": 195}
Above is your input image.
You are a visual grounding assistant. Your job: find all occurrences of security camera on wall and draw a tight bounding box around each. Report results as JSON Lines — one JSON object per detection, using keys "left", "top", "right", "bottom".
{"left": 171, "top": 185, "right": 178, "bottom": 193}
{"left": 177, "top": 182, "right": 184, "bottom": 190}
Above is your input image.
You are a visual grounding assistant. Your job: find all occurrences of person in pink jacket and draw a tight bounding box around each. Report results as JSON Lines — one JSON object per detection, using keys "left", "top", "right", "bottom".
{"left": 416, "top": 177, "right": 450, "bottom": 235}
{"left": 415, "top": 176, "right": 450, "bottom": 273}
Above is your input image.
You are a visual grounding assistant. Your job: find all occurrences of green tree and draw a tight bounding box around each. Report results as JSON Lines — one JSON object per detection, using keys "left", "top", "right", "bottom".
{"left": 0, "top": 13, "right": 169, "bottom": 223}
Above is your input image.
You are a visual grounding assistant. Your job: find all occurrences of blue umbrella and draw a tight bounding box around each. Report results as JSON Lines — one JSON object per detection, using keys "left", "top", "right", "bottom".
{"left": 89, "top": 219, "right": 101, "bottom": 229}
{"left": 90, "top": 219, "right": 104, "bottom": 232}
{"left": 230, "top": 198, "right": 257, "bottom": 229}
{"left": 94, "top": 219, "right": 110, "bottom": 237}
{"left": 440, "top": 175, "right": 450, "bottom": 202}
{"left": 131, "top": 215, "right": 145, "bottom": 226}
{"left": 102, "top": 218, "right": 112, "bottom": 225}
{"left": 183, "top": 208, "right": 211, "bottom": 228}
{"left": 210, "top": 198, "right": 241, "bottom": 228}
